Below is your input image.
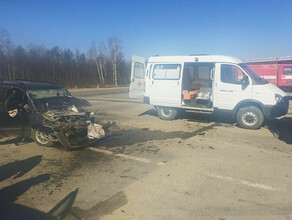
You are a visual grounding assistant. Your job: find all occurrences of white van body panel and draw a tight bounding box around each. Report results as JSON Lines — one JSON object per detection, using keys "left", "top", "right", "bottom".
{"left": 150, "top": 81, "right": 182, "bottom": 107}
{"left": 148, "top": 55, "right": 242, "bottom": 64}
{"left": 252, "top": 83, "right": 287, "bottom": 106}
{"left": 150, "top": 62, "right": 183, "bottom": 107}
{"left": 144, "top": 63, "right": 152, "bottom": 98}
{"left": 213, "top": 63, "right": 252, "bottom": 110}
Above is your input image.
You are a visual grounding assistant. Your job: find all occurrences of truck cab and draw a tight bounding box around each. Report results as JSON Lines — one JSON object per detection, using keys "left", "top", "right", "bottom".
{"left": 129, "top": 55, "right": 289, "bottom": 129}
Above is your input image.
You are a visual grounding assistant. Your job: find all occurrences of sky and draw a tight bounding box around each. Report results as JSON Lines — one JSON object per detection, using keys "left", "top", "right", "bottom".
{"left": 1, "top": 0, "right": 292, "bottom": 60}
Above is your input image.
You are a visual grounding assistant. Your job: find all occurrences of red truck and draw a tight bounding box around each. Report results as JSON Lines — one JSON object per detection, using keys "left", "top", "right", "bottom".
{"left": 245, "top": 57, "right": 292, "bottom": 91}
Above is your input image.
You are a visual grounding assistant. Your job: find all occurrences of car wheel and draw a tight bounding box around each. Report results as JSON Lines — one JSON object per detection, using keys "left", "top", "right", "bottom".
{"left": 157, "top": 106, "right": 178, "bottom": 120}
{"left": 236, "top": 106, "right": 264, "bottom": 129}
{"left": 32, "top": 129, "right": 53, "bottom": 147}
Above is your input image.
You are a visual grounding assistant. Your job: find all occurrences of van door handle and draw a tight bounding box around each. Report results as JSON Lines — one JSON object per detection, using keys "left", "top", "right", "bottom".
{"left": 220, "top": 90, "right": 234, "bottom": 92}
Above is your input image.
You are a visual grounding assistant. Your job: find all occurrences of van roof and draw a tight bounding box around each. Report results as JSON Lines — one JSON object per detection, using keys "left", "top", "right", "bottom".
{"left": 148, "top": 55, "right": 242, "bottom": 63}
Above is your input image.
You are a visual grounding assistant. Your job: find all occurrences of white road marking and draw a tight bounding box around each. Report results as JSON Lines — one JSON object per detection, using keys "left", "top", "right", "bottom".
{"left": 206, "top": 174, "right": 280, "bottom": 192}
{"left": 89, "top": 147, "right": 151, "bottom": 163}
{"left": 89, "top": 147, "right": 166, "bottom": 165}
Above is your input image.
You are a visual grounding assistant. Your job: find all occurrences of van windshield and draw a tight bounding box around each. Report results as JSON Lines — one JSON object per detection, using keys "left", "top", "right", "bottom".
{"left": 239, "top": 63, "right": 268, "bottom": 85}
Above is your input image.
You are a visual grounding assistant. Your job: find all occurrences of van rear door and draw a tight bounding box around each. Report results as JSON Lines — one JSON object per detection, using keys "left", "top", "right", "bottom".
{"left": 129, "top": 55, "right": 145, "bottom": 98}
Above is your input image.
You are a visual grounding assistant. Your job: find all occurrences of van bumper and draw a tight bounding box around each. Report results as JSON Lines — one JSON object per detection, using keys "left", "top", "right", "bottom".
{"left": 262, "top": 97, "right": 289, "bottom": 118}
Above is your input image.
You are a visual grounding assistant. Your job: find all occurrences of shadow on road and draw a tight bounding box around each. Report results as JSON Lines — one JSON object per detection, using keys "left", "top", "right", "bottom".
{"left": 0, "top": 136, "right": 67, "bottom": 150}
{"left": 266, "top": 116, "right": 292, "bottom": 145}
{"left": 97, "top": 123, "right": 222, "bottom": 149}
{"left": 138, "top": 109, "right": 157, "bottom": 117}
{"left": 138, "top": 109, "right": 235, "bottom": 125}
{"left": 0, "top": 156, "right": 79, "bottom": 219}
{"left": 0, "top": 174, "right": 51, "bottom": 204}
{"left": 0, "top": 183, "right": 78, "bottom": 220}
{"left": 137, "top": 109, "right": 292, "bottom": 145}
{"left": 0, "top": 137, "right": 30, "bottom": 145}
{"left": 183, "top": 111, "right": 235, "bottom": 125}
{"left": 0, "top": 155, "right": 42, "bottom": 182}
{"left": 71, "top": 191, "right": 128, "bottom": 219}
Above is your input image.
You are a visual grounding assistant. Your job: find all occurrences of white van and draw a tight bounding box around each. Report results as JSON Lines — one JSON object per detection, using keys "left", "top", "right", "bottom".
{"left": 129, "top": 55, "right": 289, "bottom": 129}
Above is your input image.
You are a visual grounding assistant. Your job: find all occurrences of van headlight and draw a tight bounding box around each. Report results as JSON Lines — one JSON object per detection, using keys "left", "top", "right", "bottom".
{"left": 275, "top": 94, "right": 284, "bottom": 103}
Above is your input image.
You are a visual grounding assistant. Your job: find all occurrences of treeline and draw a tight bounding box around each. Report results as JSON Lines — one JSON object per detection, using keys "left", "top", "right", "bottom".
{"left": 0, "top": 28, "right": 131, "bottom": 88}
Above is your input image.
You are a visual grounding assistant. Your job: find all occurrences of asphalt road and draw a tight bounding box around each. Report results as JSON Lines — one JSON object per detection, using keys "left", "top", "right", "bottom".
{"left": 1, "top": 88, "right": 292, "bottom": 219}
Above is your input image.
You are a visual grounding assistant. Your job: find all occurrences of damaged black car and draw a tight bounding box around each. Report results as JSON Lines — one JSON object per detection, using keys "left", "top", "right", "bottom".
{"left": 0, "top": 80, "right": 107, "bottom": 150}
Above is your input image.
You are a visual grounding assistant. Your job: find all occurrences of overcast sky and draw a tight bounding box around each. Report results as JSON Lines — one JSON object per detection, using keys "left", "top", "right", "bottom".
{"left": 1, "top": 0, "right": 292, "bottom": 60}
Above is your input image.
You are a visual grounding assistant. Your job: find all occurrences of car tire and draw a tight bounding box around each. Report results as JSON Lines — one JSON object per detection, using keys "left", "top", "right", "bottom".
{"left": 31, "top": 129, "right": 53, "bottom": 147}
{"left": 236, "top": 106, "right": 264, "bottom": 129}
{"left": 157, "top": 106, "right": 178, "bottom": 120}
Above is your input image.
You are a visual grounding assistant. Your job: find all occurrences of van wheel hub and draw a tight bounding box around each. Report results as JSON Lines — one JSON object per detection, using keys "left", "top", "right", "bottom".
{"left": 161, "top": 108, "right": 172, "bottom": 117}
{"left": 242, "top": 112, "right": 257, "bottom": 125}
{"left": 35, "top": 131, "right": 50, "bottom": 145}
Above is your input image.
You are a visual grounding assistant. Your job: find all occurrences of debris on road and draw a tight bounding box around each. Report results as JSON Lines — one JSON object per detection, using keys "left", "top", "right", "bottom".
{"left": 88, "top": 123, "right": 105, "bottom": 139}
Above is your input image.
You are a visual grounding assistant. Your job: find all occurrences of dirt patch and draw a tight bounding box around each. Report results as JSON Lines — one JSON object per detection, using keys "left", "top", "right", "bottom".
{"left": 96, "top": 123, "right": 221, "bottom": 148}
{"left": 42, "top": 149, "right": 114, "bottom": 190}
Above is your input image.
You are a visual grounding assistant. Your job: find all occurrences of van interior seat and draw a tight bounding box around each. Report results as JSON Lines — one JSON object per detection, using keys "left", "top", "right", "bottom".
{"left": 193, "top": 79, "right": 210, "bottom": 88}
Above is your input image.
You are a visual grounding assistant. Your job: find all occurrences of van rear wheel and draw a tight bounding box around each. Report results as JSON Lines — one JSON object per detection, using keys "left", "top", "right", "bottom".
{"left": 236, "top": 106, "right": 264, "bottom": 129}
{"left": 157, "top": 106, "right": 178, "bottom": 120}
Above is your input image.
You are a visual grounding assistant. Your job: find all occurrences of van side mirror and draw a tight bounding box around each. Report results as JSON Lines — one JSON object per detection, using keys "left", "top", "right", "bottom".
{"left": 242, "top": 75, "right": 249, "bottom": 86}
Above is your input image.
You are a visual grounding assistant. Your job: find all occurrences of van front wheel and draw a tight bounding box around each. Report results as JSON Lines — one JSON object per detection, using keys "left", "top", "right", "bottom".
{"left": 157, "top": 107, "right": 178, "bottom": 120}
{"left": 236, "top": 106, "right": 264, "bottom": 129}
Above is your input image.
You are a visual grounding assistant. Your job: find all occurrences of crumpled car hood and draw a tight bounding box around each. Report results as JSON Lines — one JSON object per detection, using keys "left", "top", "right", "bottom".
{"left": 33, "top": 96, "right": 90, "bottom": 112}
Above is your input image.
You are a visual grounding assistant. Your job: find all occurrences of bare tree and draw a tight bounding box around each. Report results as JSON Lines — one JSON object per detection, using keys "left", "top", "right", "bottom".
{"left": 0, "top": 28, "right": 14, "bottom": 80}
{"left": 0, "top": 28, "right": 131, "bottom": 87}
{"left": 108, "top": 37, "right": 123, "bottom": 86}
{"left": 87, "top": 41, "right": 106, "bottom": 85}
{"left": 97, "top": 41, "right": 107, "bottom": 84}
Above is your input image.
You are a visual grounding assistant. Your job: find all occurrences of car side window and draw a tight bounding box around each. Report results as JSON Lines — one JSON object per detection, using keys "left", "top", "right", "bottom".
{"left": 221, "top": 64, "right": 245, "bottom": 85}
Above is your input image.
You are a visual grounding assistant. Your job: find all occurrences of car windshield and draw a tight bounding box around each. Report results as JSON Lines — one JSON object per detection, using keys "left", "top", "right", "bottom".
{"left": 239, "top": 63, "right": 268, "bottom": 85}
{"left": 27, "top": 88, "right": 71, "bottom": 100}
